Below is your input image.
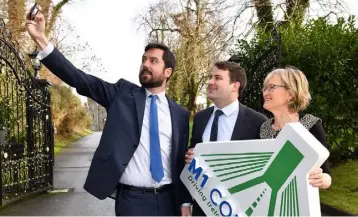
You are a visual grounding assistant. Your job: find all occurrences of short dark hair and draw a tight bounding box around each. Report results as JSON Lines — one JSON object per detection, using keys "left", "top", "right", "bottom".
{"left": 144, "top": 43, "right": 176, "bottom": 75}
{"left": 214, "top": 61, "right": 247, "bottom": 96}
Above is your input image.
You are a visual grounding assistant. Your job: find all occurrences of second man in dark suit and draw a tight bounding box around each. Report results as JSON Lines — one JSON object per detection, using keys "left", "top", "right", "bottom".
{"left": 181, "top": 61, "right": 268, "bottom": 216}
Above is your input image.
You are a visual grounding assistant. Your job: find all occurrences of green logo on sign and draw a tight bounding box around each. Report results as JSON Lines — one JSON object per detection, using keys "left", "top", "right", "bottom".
{"left": 202, "top": 140, "right": 303, "bottom": 216}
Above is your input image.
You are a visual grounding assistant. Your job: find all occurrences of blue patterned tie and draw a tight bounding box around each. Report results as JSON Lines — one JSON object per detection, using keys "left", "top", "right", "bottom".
{"left": 149, "top": 95, "right": 164, "bottom": 182}
{"left": 210, "top": 109, "right": 224, "bottom": 141}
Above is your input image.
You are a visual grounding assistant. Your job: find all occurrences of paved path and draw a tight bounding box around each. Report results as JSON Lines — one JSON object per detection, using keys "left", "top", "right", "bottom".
{"left": 0, "top": 132, "right": 115, "bottom": 216}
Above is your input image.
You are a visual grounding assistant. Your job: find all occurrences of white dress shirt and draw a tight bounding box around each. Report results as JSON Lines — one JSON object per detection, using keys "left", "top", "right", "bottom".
{"left": 202, "top": 99, "right": 239, "bottom": 142}
{"left": 36, "top": 43, "right": 54, "bottom": 60}
{"left": 120, "top": 90, "right": 173, "bottom": 187}
{"left": 37, "top": 44, "right": 173, "bottom": 188}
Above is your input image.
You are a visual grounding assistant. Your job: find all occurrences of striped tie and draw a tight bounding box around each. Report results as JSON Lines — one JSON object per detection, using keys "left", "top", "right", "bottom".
{"left": 210, "top": 109, "right": 224, "bottom": 141}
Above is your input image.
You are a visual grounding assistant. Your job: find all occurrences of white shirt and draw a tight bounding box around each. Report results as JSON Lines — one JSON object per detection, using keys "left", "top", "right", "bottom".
{"left": 37, "top": 44, "right": 173, "bottom": 188}
{"left": 36, "top": 43, "right": 54, "bottom": 60}
{"left": 202, "top": 100, "right": 239, "bottom": 142}
{"left": 120, "top": 90, "right": 173, "bottom": 187}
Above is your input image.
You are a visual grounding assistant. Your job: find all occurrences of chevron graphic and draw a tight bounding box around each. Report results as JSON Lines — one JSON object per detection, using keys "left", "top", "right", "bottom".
{"left": 203, "top": 152, "right": 274, "bottom": 182}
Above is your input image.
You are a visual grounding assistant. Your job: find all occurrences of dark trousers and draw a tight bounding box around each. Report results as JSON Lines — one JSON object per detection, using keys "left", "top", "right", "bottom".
{"left": 192, "top": 200, "right": 206, "bottom": 216}
{"left": 115, "top": 184, "right": 176, "bottom": 216}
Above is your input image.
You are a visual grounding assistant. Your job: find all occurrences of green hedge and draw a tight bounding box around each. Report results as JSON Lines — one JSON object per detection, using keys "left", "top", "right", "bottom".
{"left": 233, "top": 17, "right": 358, "bottom": 163}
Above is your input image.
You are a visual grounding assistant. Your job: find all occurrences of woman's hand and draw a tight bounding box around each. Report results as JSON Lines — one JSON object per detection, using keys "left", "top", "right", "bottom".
{"left": 309, "top": 167, "right": 332, "bottom": 189}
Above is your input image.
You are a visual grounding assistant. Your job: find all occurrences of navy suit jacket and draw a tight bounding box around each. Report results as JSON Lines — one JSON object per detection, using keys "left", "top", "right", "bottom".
{"left": 41, "top": 48, "right": 189, "bottom": 213}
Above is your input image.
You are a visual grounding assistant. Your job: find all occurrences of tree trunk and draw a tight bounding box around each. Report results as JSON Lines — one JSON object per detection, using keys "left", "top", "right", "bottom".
{"left": 187, "top": 87, "right": 197, "bottom": 120}
{"left": 7, "top": 0, "right": 25, "bottom": 42}
{"left": 286, "top": 0, "right": 310, "bottom": 24}
{"left": 253, "top": 0, "right": 274, "bottom": 32}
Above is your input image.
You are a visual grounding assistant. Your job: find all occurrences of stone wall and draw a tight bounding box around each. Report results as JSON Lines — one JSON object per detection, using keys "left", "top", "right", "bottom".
{"left": 86, "top": 98, "right": 107, "bottom": 131}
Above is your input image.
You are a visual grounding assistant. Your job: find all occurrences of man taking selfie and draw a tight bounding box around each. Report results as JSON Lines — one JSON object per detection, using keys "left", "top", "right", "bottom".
{"left": 25, "top": 5, "right": 190, "bottom": 216}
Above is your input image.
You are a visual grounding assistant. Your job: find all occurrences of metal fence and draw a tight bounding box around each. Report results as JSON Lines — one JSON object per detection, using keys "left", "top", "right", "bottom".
{"left": 0, "top": 18, "right": 54, "bottom": 206}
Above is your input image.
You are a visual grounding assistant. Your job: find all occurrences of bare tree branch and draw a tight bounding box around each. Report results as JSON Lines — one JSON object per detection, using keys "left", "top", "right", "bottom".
{"left": 46, "top": 0, "right": 72, "bottom": 37}
{"left": 149, "top": 28, "right": 181, "bottom": 39}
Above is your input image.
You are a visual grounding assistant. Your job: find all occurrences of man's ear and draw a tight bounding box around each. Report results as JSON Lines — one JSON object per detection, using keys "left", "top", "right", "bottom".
{"left": 233, "top": 81, "right": 241, "bottom": 93}
{"left": 165, "top": 68, "right": 172, "bottom": 79}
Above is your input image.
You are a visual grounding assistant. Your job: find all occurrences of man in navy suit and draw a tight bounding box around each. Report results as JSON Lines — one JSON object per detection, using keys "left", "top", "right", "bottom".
{"left": 181, "top": 61, "right": 268, "bottom": 216}
{"left": 26, "top": 9, "right": 189, "bottom": 216}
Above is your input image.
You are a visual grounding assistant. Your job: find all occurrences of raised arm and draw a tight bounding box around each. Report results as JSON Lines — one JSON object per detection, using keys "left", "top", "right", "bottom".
{"left": 25, "top": 7, "right": 119, "bottom": 107}
{"left": 41, "top": 45, "right": 119, "bottom": 107}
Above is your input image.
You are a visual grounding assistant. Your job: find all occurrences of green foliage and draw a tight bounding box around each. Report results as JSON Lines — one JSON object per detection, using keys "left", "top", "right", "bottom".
{"left": 0, "top": 98, "right": 11, "bottom": 130}
{"left": 233, "top": 29, "right": 280, "bottom": 115}
{"left": 280, "top": 17, "right": 358, "bottom": 161}
{"left": 50, "top": 84, "right": 92, "bottom": 136}
{"left": 234, "top": 16, "right": 358, "bottom": 162}
{"left": 0, "top": 68, "right": 27, "bottom": 139}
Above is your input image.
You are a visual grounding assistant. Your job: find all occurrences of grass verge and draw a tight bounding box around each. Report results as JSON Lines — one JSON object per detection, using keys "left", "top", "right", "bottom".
{"left": 54, "top": 129, "right": 93, "bottom": 155}
{"left": 320, "top": 159, "right": 358, "bottom": 215}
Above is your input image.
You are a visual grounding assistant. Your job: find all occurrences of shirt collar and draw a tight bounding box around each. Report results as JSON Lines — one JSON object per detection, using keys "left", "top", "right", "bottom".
{"left": 213, "top": 99, "right": 239, "bottom": 117}
{"left": 145, "top": 89, "right": 166, "bottom": 104}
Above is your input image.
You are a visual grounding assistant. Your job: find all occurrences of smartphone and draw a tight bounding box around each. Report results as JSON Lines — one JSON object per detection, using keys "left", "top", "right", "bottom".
{"left": 29, "top": 3, "right": 39, "bottom": 20}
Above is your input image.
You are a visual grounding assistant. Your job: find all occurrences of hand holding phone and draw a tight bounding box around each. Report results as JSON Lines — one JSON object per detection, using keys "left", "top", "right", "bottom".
{"left": 25, "top": 2, "right": 49, "bottom": 50}
{"left": 29, "top": 3, "right": 39, "bottom": 20}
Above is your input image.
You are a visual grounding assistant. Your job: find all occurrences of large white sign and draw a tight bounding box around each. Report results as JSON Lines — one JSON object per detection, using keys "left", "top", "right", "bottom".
{"left": 180, "top": 122, "right": 329, "bottom": 217}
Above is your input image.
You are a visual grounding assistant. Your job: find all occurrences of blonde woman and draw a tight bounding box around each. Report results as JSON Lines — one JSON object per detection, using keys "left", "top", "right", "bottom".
{"left": 260, "top": 66, "right": 332, "bottom": 189}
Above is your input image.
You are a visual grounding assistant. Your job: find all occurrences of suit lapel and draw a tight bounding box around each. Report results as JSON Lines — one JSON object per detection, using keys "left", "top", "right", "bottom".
{"left": 231, "top": 103, "right": 248, "bottom": 140}
{"left": 168, "top": 99, "right": 179, "bottom": 170}
{"left": 132, "top": 87, "right": 146, "bottom": 134}
{"left": 197, "top": 107, "right": 214, "bottom": 143}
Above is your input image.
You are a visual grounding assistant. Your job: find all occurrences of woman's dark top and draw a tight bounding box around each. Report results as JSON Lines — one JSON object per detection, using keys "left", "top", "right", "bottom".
{"left": 259, "top": 113, "right": 330, "bottom": 174}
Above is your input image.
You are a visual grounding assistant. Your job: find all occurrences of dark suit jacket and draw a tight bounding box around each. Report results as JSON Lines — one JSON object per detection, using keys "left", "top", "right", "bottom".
{"left": 181, "top": 103, "right": 268, "bottom": 207}
{"left": 41, "top": 48, "right": 189, "bottom": 214}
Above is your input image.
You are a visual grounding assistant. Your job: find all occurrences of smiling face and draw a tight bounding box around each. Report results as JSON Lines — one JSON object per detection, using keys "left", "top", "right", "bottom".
{"left": 207, "top": 66, "right": 240, "bottom": 106}
{"left": 262, "top": 74, "right": 292, "bottom": 113}
{"left": 139, "top": 48, "right": 172, "bottom": 89}
{"left": 262, "top": 67, "right": 312, "bottom": 114}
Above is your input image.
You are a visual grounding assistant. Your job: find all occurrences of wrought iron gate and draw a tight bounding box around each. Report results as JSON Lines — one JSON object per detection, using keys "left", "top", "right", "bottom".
{"left": 0, "top": 18, "right": 54, "bottom": 205}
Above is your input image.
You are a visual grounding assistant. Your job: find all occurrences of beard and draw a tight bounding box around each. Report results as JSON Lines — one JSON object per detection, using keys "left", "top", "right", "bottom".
{"left": 139, "top": 68, "right": 165, "bottom": 88}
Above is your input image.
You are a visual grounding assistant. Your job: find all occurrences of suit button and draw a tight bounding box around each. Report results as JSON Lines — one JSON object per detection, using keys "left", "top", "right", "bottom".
{"left": 122, "top": 162, "right": 127, "bottom": 166}
{"left": 133, "top": 144, "right": 138, "bottom": 148}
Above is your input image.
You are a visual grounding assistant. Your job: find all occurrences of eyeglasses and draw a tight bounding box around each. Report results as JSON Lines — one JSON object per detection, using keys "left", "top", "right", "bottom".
{"left": 262, "top": 84, "right": 286, "bottom": 92}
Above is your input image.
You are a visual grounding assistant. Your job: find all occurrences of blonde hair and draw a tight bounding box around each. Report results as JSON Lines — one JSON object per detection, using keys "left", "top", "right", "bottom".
{"left": 264, "top": 66, "right": 311, "bottom": 112}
